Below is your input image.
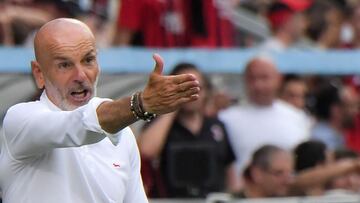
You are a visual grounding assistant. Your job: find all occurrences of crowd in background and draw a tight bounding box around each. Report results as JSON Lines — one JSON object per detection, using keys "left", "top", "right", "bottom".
{"left": 2, "top": 0, "right": 360, "bottom": 200}
{"left": 2, "top": 0, "right": 360, "bottom": 49}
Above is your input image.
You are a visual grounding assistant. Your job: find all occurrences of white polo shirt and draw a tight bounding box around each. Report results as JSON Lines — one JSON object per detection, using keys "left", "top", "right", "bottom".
{"left": 0, "top": 92, "right": 148, "bottom": 203}
{"left": 219, "top": 100, "right": 311, "bottom": 173}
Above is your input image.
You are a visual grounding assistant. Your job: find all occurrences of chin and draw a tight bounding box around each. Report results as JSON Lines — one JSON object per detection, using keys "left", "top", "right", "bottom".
{"left": 60, "top": 100, "right": 87, "bottom": 111}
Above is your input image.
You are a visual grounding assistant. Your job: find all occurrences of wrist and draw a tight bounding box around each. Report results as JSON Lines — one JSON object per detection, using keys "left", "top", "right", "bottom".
{"left": 130, "top": 91, "right": 156, "bottom": 122}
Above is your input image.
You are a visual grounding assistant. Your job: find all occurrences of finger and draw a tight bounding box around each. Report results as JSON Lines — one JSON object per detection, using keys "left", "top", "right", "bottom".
{"left": 174, "top": 95, "right": 199, "bottom": 106}
{"left": 172, "top": 74, "right": 197, "bottom": 84}
{"left": 152, "top": 53, "right": 164, "bottom": 75}
{"left": 177, "top": 81, "right": 200, "bottom": 92}
{"left": 173, "top": 87, "right": 200, "bottom": 101}
{"left": 181, "top": 87, "right": 200, "bottom": 97}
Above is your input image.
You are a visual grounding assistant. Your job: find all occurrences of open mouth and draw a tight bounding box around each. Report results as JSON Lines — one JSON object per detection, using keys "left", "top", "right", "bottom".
{"left": 70, "top": 89, "right": 90, "bottom": 102}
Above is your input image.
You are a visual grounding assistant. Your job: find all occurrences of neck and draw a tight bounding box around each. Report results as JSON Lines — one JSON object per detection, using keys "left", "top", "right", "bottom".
{"left": 353, "top": 35, "right": 360, "bottom": 48}
{"left": 274, "top": 31, "right": 293, "bottom": 48}
{"left": 178, "top": 110, "right": 203, "bottom": 135}
{"left": 243, "top": 183, "right": 267, "bottom": 198}
{"left": 250, "top": 99, "right": 274, "bottom": 107}
{"left": 330, "top": 117, "right": 344, "bottom": 134}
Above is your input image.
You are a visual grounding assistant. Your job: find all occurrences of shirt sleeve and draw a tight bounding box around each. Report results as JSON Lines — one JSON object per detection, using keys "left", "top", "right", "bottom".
{"left": 123, "top": 127, "right": 148, "bottom": 203}
{"left": 2, "top": 97, "right": 120, "bottom": 161}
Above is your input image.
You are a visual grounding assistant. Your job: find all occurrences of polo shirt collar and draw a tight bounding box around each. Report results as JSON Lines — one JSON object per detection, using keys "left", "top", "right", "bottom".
{"left": 40, "top": 91, "right": 62, "bottom": 111}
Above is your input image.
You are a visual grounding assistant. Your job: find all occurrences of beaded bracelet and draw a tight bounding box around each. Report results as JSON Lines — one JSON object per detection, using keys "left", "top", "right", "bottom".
{"left": 130, "top": 91, "right": 157, "bottom": 122}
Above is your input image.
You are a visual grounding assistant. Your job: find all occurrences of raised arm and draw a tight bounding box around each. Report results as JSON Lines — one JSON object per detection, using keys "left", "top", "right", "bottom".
{"left": 137, "top": 112, "right": 177, "bottom": 159}
{"left": 3, "top": 54, "right": 200, "bottom": 161}
{"left": 97, "top": 54, "right": 200, "bottom": 134}
{"left": 290, "top": 159, "right": 360, "bottom": 195}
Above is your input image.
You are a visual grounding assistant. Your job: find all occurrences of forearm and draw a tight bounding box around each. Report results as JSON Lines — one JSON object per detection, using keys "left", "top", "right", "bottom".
{"left": 225, "top": 163, "right": 243, "bottom": 193}
{"left": 96, "top": 96, "right": 138, "bottom": 134}
{"left": 0, "top": 21, "right": 13, "bottom": 45}
{"left": 10, "top": 6, "right": 52, "bottom": 27}
{"left": 138, "top": 113, "right": 176, "bottom": 158}
{"left": 113, "top": 27, "right": 134, "bottom": 46}
{"left": 292, "top": 159, "right": 357, "bottom": 190}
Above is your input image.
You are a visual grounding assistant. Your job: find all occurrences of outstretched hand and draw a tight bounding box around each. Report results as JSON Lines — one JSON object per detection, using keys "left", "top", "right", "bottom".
{"left": 141, "top": 54, "right": 200, "bottom": 115}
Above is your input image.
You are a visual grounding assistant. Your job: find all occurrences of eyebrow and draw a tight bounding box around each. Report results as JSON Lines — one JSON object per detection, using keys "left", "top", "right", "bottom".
{"left": 53, "top": 49, "right": 97, "bottom": 61}
{"left": 53, "top": 56, "right": 69, "bottom": 61}
{"left": 84, "top": 49, "right": 97, "bottom": 57}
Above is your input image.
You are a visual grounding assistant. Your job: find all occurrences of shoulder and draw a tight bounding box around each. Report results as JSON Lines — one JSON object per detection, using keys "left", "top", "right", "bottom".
{"left": 274, "top": 100, "right": 305, "bottom": 116}
{"left": 274, "top": 100, "right": 311, "bottom": 124}
{"left": 219, "top": 105, "right": 243, "bottom": 120}
{"left": 204, "top": 117, "right": 227, "bottom": 132}
{"left": 4, "top": 101, "right": 45, "bottom": 125}
{"left": 6, "top": 100, "right": 43, "bottom": 114}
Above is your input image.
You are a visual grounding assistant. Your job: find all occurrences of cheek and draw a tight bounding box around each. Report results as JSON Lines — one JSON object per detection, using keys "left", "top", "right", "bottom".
{"left": 88, "top": 68, "right": 99, "bottom": 83}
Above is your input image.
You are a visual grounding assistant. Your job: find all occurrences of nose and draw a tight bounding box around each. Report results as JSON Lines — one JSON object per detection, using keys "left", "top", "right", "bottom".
{"left": 73, "top": 65, "right": 87, "bottom": 83}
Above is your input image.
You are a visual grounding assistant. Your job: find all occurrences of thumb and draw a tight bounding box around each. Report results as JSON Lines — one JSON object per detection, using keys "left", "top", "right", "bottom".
{"left": 152, "top": 53, "right": 164, "bottom": 75}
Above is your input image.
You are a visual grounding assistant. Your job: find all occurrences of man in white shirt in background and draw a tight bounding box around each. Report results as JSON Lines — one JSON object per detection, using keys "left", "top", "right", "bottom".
{"left": 219, "top": 56, "right": 310, "bottom": 187}
{"left": 0, "top": 18, "right": 200, "bottom": 203}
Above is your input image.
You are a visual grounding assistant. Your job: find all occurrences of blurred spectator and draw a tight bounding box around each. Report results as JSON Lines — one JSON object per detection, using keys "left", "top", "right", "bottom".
{"left": 0, "top": 0, "right": 55, "bottom": 45}
{"left": 311, "top": 82, "right": 359, "bottom": 150}
{"left": 305, "top": 0, "right": 345, "bottom": 49}
{"left": 236, "top": 142, "right": 360, "bottom": 198}
{"left": 219, "top": 56, "right": 310, "bottom": 182}
{"left": 137, "top": 63, "right": 236, "bottom": 198}
{"left": 293, "top": 140, "right": 360, "bottom": 196}
{"left": 205, "top": 90, "right": 237, "bottom": 118}
{"left": 327, "top": 149, "right": 360, "bottom": 194}
{"left": 259, "top": 0, "right": 311, "bottom": 52}
{"left": 280, "top": 74, "right": 308, "bottom": 110}
{"left": 204, "top": 78, "right": 237, "bottom": 118}
{"left": 346, "top": 2, "right": 360, "bottom": 48}
{"left": 114, "top": 0, "right": 235, "bottom": 47}
{"left": 294, "top": 140, "right": 330, "bottom": 173}
{"left": 238, "top": 145, "right": 294, "bottom": 198}
{"left": 0, "top": 0, "right": 117, "bottom": 47}
{"left": 78, "top": 0, "right": 119, "bottom": 47}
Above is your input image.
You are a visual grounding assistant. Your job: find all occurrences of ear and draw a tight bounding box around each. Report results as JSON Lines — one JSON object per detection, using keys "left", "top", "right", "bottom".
{"left": 31, "top": 61, "right": 45, "bottom": 89}
{"left": 251, "top": 167, "right": 264, "bottom": 184}
{"left": 331, "top": 104, "right": 342, "bottom": 118}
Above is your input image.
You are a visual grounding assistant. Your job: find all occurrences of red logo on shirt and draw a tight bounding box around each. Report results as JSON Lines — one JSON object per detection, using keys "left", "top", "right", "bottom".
{"left": 113, "top": 163, "right": 120, "bottom": 168}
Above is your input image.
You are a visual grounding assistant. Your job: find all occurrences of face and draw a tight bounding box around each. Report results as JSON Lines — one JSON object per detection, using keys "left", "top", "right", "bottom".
{"left": 178, "top": 69, "right": 207, "bottom": 113}
{"left": 32, "top": 21, "right": 99, "bottom": 110}
{"left": 322, "top": 8, "right": 343, "bottom": 48}
{"left": 245, "top": 59, "right": 281, "bottom": 106}
{"left": 287, "top": 13, "right": 307, "bottom": 41}
{"left": 352, "top": 6, "right": 360, "bottom": 38}
{"left": 280, "top": 80, "right": 307, "bottom": 109}
{"left": 255, "top": 151, "right": 294, "bottom": 197}
{"left": 340, "top": 86, "right": 359, "bottom": 128}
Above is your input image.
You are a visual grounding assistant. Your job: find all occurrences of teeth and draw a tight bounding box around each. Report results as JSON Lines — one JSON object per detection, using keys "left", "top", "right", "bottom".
{"left": 71, "top": 90, "right": 87, "bottom": 98}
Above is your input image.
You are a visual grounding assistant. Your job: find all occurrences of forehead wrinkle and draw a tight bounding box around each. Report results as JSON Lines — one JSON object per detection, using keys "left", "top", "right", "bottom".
{"left": 34, "top": 18, "right": 95, "bottom": 64}
{"left": 48, "top": 40, "right": 95, "bottom": 60}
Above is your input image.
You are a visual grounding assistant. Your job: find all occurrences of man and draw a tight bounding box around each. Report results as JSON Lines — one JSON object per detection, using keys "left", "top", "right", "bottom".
{"left": 239, "top": 145, "right": 294, "bottom": 198}
{"left": 238, "top": 144, "right": 360, "bottom": 198}
{"left": 311, "top": 82, "right": 359, "bottom": 150}
{"left": 219, "top": 56, "right": 310, "bottom": 177}
{"left": 292, "top": 141, "right": 360, "bottom": 196}
{"left": 0, "top": 18, "right": 200, "bottom": 202}
{"left": 259, "top": 0, "right": 310, "bottom": 52}
{"left": 280, "top": 75, "right": 308, "bottom": 110}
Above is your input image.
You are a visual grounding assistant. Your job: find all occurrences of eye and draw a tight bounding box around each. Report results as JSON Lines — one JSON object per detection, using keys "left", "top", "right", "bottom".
{"left": 58, "top": 62, "right": 71, "bottom": 69}
{"left": 84, "top": 56, "right": 96, "bottom": 65}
